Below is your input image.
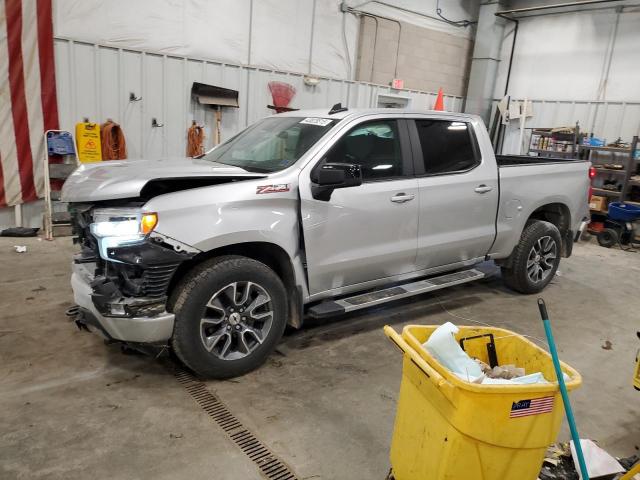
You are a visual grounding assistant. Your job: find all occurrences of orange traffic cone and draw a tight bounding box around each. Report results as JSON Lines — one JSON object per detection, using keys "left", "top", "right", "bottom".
{"left": 433, "top": 87, "right": 444, "bottom": 111}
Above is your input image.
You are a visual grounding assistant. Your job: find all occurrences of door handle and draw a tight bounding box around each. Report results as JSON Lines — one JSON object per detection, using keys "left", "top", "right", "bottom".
{"left": 474, "top": 185, "right": 493, "bottom": 194}
{"left": 391, "top": 193, "right": 415, "bottom": 203}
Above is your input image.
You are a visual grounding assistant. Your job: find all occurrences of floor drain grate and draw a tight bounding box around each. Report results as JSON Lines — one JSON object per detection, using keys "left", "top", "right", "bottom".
{"left": 174, "top": 368, "right": 299, "bottom": 480}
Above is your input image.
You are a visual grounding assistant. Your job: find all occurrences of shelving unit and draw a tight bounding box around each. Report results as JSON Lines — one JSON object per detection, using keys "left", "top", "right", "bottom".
{"left": 581, "top": 135, "right": 639, "bottom": 218}
{"left": 528, "top": 124, "right": 579, "bottom": 158}
{"left": 528, "top": 149, "right": 576, "bottom": 157}
{"left": 591, "top": 188, "right": 622, "bottom": 197}
{"left": 577, "top": 136, "right": 640, "bottom": 228}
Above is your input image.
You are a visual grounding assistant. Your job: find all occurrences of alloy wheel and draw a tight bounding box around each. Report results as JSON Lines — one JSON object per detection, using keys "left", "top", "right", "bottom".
{"left": 200, "top": 282, "right": 273, "bottom": 361}
{"left": 526, "top": 236, "right": 557, "bottom": 283}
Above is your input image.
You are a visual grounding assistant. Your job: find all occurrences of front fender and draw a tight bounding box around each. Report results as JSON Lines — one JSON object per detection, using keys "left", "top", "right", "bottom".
{"left": 143, "top": 179, "right": 308, "bottom": 295}
{"left": 145, "top": 182, "right": 300, "bottom": 255}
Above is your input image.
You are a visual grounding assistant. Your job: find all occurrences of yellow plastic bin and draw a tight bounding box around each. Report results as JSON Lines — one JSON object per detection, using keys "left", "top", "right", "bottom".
{"left": 384, "top": 324, "right": 582, "bottom": 480}
{"left": 634, "top": 335, "right": 640, "bottom": 391}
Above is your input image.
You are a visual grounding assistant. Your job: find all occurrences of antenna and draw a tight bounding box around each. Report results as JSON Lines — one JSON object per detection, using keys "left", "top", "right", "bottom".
{"left": 328, "top": 103, "right": 348, "bottom": 115}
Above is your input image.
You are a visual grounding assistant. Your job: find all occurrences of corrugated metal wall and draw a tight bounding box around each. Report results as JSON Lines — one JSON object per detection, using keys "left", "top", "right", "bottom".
{"left": 493, "top": 98, "right": 640, "bottom": 154}
{"left": 54, "top": 37, "right": 465, "bottom": 159}
{"left": 0, "top": 37, "right": 465, "bottom": 228}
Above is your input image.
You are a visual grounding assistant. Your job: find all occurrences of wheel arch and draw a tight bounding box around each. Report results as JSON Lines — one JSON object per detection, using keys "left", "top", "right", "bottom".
{"left": 526, "top": 202, "right": 572, "bottom": 256}
{"left": 500, "top": 219, "right": 563, "bottom": 294}
{"left": 167, "top": 241, "right": 304, "bottom": 328}
{"left": 497, "top": 202, "right": 572, "bottom": 270}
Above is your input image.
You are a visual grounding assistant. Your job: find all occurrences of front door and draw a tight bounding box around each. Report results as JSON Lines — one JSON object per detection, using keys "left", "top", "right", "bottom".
{"left": 408, "top": 117, "right": 499, "bottom": 269}
{"left": 299, "top": 117, "right": 419, "bottom": 295}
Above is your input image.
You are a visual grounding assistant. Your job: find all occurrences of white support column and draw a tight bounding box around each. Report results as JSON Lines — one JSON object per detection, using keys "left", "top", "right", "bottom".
{"left": 14, "top": 204, "right": 22, "bottom": 227}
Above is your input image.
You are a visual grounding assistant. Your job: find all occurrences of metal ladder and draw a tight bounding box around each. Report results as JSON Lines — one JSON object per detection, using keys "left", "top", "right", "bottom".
{"left": 43, "top": 130, "right": 79, "bottom": 240}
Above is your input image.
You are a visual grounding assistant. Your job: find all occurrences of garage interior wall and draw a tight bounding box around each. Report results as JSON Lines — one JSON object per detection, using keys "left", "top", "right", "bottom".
{"left": 53, "top": 0, "right": 359, "bottom": 80}
{"left": 493, "top": 2, "right": 640, "bottom": 154}
{"left": 52, "top": 0, "right": 479, "bottom": 83}
{"left": 1, "top": 0, "right": 477, "bottom": 229}
{"left": 0, "top": 43, "right": 464, "bottom": 229}
{"left": 53, "top": 38, "right": 464, "bottom": 160}
{"left": 356, "top": 17, "right": 474, "bottom": 96}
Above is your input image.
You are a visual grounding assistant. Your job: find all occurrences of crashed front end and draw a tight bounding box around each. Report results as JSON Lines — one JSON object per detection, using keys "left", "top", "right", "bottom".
{"left": 68, "top": 203, "right": 195, "bottom": 345}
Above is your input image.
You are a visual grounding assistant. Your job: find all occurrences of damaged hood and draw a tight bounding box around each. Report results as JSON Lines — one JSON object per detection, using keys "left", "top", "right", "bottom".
{"left": 61, "top": 157, "right": 265, "bottom": 202}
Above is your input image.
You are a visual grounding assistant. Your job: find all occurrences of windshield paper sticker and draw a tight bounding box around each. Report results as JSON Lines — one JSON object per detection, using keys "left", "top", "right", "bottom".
{"left": 256, "top": 184, "right": 290, "bottom": 194}
{"left": 300, "top": 118, "right": 332, "bottom": 127}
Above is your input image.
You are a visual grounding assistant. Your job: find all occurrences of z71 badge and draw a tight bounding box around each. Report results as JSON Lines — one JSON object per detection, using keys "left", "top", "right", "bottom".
{"left": 256, "top": 184, "right": 290, "bottom": 194}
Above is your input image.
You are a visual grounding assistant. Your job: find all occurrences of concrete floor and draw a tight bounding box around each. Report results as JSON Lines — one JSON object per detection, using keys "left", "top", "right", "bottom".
{"left": 0, "top": 237, "right": 638, "bottom": 479}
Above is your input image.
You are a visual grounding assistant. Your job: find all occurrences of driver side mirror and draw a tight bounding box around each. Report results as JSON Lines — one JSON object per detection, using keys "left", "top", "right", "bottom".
{"left": 311, "top": 162, "right": 362, "bottom": 200}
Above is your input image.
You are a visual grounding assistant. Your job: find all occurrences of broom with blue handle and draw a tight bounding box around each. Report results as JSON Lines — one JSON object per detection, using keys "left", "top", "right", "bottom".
{"left": 537, "top": 298, "right": 589, "bottom": 480}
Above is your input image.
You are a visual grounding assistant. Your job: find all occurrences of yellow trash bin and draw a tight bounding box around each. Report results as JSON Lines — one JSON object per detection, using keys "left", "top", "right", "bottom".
{"left": 634, "top": 332, "right": 640, "bottom": 391}
{"left": 384, "top": 325, "right": 582, "bottom": 480}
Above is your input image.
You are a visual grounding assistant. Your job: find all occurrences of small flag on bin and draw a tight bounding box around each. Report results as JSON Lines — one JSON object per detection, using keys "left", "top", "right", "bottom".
{"left": 510, "top": 396, "right": 554, "bottom": 418}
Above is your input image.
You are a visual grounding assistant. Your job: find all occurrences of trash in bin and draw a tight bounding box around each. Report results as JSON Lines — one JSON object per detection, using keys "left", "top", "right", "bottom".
{"left": 384, "top": 324, "right": 582, "bottom": 480}
{"left": 423, "top": 322, "right": 483, "bottom": 382}
{"left": 478, "top": 361, "right": 525, "bottom": 379}
{"left": 422, "top": 322, "right": 555, "bottom": 385}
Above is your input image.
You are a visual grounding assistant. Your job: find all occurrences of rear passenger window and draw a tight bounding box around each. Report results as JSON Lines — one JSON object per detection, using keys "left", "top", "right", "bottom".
{"left": 414, "top": 120, "right": 479, "bottom": 174}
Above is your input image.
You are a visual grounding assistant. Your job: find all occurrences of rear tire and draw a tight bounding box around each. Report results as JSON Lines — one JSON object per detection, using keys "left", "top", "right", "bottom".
{"left": 501, "top": 220, "right": 562, "bottom": 294}
{"left": 597, "top": 228, "right": 618, "bottom": 248}
{"left": 171, "top": 256, "right": 288, "bottom": 379}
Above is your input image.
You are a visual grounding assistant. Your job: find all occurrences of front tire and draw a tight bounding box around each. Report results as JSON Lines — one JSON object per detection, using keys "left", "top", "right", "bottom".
{"left": 502, "top": 220, "right": 562, "bottom": 294}
{"left": 171, "top": 256, "right": 288, "bottom": 379}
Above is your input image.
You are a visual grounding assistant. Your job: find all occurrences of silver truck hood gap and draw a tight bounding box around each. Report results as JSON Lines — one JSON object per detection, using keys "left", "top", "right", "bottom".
{"left": 61, "top": 157, "right": 265, "bottom": 202}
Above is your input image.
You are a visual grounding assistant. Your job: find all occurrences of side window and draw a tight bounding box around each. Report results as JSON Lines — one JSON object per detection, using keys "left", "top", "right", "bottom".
{"left": 414, "top": 120, "right": 479, "bottom": 175}
{"left": 323, "top": 120, "right": 404, "bottom": 181}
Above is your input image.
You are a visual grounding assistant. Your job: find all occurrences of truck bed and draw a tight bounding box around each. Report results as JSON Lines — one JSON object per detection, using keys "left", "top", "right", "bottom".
{"left": 490, "top": 155, "right": 590, "bottom": 258}
{"left": 496, "top": 154, "right": 587, "bottom": 167}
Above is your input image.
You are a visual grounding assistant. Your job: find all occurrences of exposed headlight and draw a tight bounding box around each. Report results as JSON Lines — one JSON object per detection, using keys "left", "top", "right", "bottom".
{"left": 90, "top": 208, "right": 158, "bottom": 260}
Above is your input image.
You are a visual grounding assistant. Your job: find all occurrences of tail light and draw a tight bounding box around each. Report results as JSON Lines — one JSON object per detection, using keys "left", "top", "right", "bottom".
{"left": 589, "top": 167, "right": 596, "bottom": 179}
{"left": 588, "top": 166, "right": 596, "bottom": 200}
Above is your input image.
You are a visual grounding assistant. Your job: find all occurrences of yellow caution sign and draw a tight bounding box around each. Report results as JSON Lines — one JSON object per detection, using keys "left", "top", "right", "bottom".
{"left": 75, "top": 122, "right": 102, "bottom": 163}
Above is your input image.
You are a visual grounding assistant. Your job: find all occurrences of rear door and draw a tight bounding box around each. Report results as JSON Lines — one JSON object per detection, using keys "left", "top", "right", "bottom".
{"left": 299, "top": 116, "right": 419, "bottom": 296}
{"left": 408, "top": 117, "right": 499, "bottom": 269}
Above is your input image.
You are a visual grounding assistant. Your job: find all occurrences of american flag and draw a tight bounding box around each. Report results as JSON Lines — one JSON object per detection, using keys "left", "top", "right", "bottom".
{"left": 0, "top": 0, "right": 59, "bottom": 208}
{"left": 510, "top": 396, "right": 555, "bottom": 418}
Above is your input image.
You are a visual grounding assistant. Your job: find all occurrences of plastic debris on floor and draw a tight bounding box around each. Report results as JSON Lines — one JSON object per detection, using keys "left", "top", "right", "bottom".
{"left": 539, "top": 442, "right": 579, "bottom": 480}
{"left": 570, "top": 439, "right": 624, "bottom": 479}
{"left": 422, "top": 322, "right": 558, "bottom": 385}
{"left": 539, "top": 442, "right": 639, "bottom": 480}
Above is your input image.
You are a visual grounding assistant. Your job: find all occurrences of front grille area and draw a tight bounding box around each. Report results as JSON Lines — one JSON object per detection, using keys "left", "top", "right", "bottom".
{"left": 141, "top": 263, "right": 180, "bottom": 297}
{"left": 69, "top": 203, "right": 194, "bottom": 307}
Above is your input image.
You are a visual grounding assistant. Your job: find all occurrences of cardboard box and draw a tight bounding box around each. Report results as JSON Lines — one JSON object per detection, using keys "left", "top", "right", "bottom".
{"left": 589, "top": 195, "right": 607, "bottom": 212}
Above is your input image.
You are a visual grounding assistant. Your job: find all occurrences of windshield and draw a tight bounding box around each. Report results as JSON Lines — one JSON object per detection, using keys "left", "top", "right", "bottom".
{"left": 202, "top": 116, "right": 336, "bottom": 173}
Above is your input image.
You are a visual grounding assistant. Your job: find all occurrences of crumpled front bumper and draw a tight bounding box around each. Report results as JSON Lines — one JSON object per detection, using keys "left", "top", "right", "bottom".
{"left": 71, "top": 261, "right": 175, "bottom": 343}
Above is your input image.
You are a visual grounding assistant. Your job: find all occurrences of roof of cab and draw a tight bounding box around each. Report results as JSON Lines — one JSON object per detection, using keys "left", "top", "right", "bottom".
{"left": 276, "top": 107, "right": 480, "bottom": 122}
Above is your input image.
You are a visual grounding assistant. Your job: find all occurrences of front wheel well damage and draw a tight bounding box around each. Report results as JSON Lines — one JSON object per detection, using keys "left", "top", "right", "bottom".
{"left": 166, "top": 242, "right": 303, "bottom": 329}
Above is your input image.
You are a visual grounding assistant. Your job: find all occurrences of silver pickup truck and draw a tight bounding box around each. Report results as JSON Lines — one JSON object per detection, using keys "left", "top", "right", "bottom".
{"left": 62, "top": 107, "right": 590, "bottom": 378}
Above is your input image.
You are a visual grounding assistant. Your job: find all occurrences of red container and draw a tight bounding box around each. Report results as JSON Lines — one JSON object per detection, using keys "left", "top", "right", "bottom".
{"left": 589, "top": 221, "right": 604, "bottom": 233}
